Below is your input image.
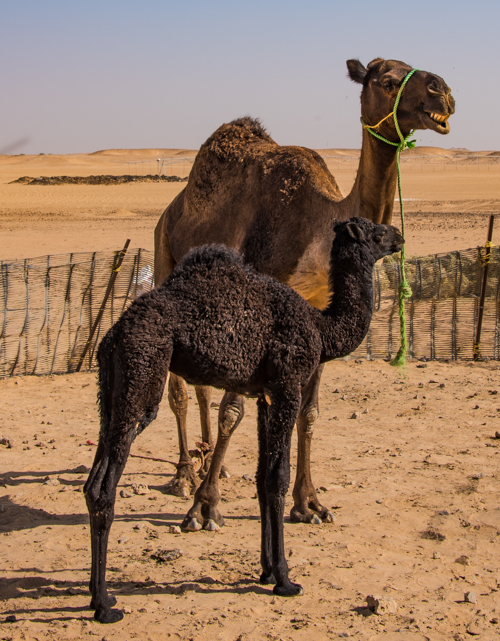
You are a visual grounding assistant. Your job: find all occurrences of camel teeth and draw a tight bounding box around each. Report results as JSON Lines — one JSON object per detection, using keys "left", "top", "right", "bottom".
{"left": 429, "top": 112, "right": 447, "bottom": 123}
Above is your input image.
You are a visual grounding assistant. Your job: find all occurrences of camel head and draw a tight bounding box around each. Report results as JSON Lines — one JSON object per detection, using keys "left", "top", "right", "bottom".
{"left": 333, "top": 217, "right": 404, "bottom": 262}
{"left": 347, "top": 58, "right": 455, "bottom": 140}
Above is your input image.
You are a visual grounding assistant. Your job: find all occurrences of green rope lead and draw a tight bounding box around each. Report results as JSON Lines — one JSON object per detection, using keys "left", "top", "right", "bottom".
{"left": 361, "top": 68, "right": 419, "bottom": 367}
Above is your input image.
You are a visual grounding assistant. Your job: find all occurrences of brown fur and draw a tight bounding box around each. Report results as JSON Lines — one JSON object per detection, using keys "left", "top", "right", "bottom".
{"left": 153, "top": 58, "right": 455, "bottom": 527}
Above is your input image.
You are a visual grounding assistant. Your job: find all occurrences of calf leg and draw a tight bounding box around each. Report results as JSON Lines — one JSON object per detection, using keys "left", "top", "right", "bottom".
{"left": 181, "top": 392, "right": 244, "bottom": 531}
{"left": 85, "top": 428, "right": 136, "bottom": 623}
{"left": 257, "top": 387, "right": 303, "bottom": 597}
{"left": 165, "top": 373, "right": 199, "bottom": 497}
{"left": 291, "top": 365, "right": 335, "bottom": 524}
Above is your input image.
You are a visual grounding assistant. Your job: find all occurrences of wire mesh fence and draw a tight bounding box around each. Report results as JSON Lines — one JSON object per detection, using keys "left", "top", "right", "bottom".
{"left": 0, "top": 247, "right": 154, "bottom": 378}
{"left": 1, "top": 244, "right": 499, "bottom": 378}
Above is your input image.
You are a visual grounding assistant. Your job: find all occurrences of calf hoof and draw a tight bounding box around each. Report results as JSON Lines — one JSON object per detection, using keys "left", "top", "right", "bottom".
{"left": 94, "top": 607, "right": 124, "bottom": 624}
{"left": 322, "top": 510, "right": 336, "bottom": 524}
{"left": 260, "top": 572, "right": 277, "bottom": 585}
{"left": 181, "top": 517, "right": 202, "bottom": 532}
{"left": 203, "top": 519, "right": 220, "bottom": 532}
{"left": 273, "top": 582, "right": 304, "bottom": 597}
{"left": 90, "top": 596, "right": 117, "bottom": 609}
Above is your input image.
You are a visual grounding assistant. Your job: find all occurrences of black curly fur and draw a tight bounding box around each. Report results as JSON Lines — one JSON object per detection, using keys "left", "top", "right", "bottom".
{"left": 84, "top": 217, "right": 403, "bottom": 623}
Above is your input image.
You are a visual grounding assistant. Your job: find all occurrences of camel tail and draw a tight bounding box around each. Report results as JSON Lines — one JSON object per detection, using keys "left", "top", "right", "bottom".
{"left": 96, "top": 325, "right": 119, "bottom": 442}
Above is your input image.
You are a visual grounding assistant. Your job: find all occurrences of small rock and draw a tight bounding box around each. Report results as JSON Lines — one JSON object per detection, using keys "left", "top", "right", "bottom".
{"left": 0, "top": 437, "right": 13, "bottom": 448}
{"left": 132, "top": 483, "right": 149, "bottom": 495}
{"left": 432, "top": 551, "right": 441, "bottom": 559}
{"left": 464, "top": 591, "right": 477, "bottom": 603}
{"left": 44, "top": 478, "right": 60, "bottom": 486}
{"left": 122, "top": 606, "right": 133, "bottom": 614}
{"left": 199, "top": 575, "right": 216, "bottom": 584}
{"left": 340, "top": 394, "right": 347, "bottom": 401}
{"left": 118, "top": 537, "right": 128, "bottom": 544}
{"left": 439, "top": 383, "right": 446, "bottom": 388}
{"left": 4, "top": 614, "right": 17, "bottom": 622}
{"left": 416, "top": 363, "right": 427, "bottom": 368}
{"left": 490, "top": 617, "right": 499, "bottom": 624}
{"left": 375, "top": 499, "right": 383, "bottom": 504}
{"left": 333, "top": 388, "right": 340, "bottom": 393}
{"left": 438, "top": 510, "right": 449, "bottom": 516}
{"left": 455, "top": 555, "right": 471, "bottom": 566}
{"left": 350, "top": 412, "right": 360, "bottom": 419}
{"left": 471, "top": 473, "right": 484, "bottom": 480}
{"left": 151, "top": 548, "right": 183, "bottom": 563}
{"left": 120, "top": 489, "right": 133, "bottom": 498}
{"left": 242, "top": 474, "right": 255, "bottom": 482}
{"left": 494, "top": 431, "right": 500, "bottom": 440}
{"left": 72, "top": 465, "right": 90, "bottom": 474}
{"left": 133, "top": 522, "right": 146, "bottom": 531}
{"left": 362, "top": 408, "right": 369, "bottom": 414}
{"left": 466, "top": 618, "right": 483, "bottom": 635}
{"left": 169, "top": 525, "right": 181, "bottom": 534}
{"left": 366, "top": 595, "right": 398, "bottom": 615}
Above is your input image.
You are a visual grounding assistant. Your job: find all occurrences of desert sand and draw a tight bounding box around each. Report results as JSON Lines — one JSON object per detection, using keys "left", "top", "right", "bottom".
{"left": 1, "top": 149, "right": 500, "bottom": 640}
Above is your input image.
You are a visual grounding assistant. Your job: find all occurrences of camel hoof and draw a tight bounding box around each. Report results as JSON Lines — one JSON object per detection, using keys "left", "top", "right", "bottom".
{"left": 90, "top": 596, "right": 117, "bottom": 609}
{"left": 273, "top": 582, "right": 304, "bottom": 597}
{"left": 260, "top": 572, "right": 277, "bottom": 585}
{"left": 182, "top": 517, "right": 203, "bottom": 532}
{"left": 322, "top": 511, "right": 335, "bottom": 524}
{"left": 203, "top": 519, "right": 220, "bottom": 532}
{"left": 310, "top": 514, "right": 322, "bottom": 525}
{"left": 94, "top": 607, "right": 124, "bottom": 624}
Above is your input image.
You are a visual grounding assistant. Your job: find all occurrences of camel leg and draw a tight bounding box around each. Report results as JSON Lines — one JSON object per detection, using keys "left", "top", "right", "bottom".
{"left": 85, "top": 427, "right": 137, "bottom": 623}
{"left": 257, "top": 387, "right": 303, "bottom": 597}
{"left": 291, "top": 365, "right": 335, "bottom": 525}
{"left": 181, "top": 392, "right": 244, "bottom": 532}
{"left": 194, "top": 385, "right": 214, "bottom": 477}
{"left": 165, "top": 373, "right": 199, "bottom": 497}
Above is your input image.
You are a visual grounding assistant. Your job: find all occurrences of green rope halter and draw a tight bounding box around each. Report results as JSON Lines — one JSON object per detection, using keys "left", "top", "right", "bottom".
{"left": 361, "top": 68, "right": 419, "bottom": 367}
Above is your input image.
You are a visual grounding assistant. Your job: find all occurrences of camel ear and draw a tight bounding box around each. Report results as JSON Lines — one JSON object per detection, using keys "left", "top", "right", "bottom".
{"left": 346, "top": 59, "right": 367, "bottom": 84}
{"left": 346, "top": 222, "right": 365, "bottom": 242}
{"left": 378, "top": 68, "right": 408, "bottom": 91}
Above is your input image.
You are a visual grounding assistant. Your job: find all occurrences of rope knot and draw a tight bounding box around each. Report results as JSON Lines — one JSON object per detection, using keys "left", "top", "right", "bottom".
{"left": 399, "top": 280, "right": 413, "bottom": 300}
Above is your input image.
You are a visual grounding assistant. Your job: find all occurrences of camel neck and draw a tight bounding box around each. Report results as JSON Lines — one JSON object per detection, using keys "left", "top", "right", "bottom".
{"left": 342, "top": 128, "right": 398, "bottom": 225}
{"left": 317, "top": 247, "right": 374, "bottom": 362}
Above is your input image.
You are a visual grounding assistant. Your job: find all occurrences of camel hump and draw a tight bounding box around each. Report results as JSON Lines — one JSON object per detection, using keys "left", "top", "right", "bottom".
{"left": 169, "top": 244, "right": 245, "bottom": 280}
{"left": 203, "top": 116, "right": 276, "bottom": 162}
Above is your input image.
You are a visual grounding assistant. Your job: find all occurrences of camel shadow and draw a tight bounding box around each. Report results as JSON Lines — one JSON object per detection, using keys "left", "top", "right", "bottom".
{"left": 0, "top": 494, "right": 259, "bottom": 535}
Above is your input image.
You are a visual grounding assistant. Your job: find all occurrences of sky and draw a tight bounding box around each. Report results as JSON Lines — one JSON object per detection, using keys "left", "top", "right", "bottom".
{"left": 1, "top": 0, "right": 498, "bottom": 155}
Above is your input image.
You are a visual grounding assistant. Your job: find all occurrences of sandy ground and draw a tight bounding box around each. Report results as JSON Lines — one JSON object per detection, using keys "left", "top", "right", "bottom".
{"left": 1, "top": 149, "right": 500, "bottom": 640}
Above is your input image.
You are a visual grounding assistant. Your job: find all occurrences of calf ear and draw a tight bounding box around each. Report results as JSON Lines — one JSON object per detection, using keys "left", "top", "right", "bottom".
{"left": 346, "top": 222, "right": 365, "bottom": 242}
{"left": 346, "top": 59, "right": 367, "bottom": 84}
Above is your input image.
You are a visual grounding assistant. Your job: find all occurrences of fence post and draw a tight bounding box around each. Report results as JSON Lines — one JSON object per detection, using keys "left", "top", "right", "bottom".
{"left": 76, "top": 239, "right": 130, "bottom": 372}
{"left": 473, "top": 215, "right": 495, "bottom": 360}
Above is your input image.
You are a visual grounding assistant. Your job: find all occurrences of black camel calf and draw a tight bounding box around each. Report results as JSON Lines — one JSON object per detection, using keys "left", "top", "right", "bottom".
{"left": 84, "top": 216, "right": 403, "bottom": 623}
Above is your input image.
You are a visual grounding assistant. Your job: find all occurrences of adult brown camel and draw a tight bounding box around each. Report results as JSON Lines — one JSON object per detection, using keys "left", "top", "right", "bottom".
{"left": 154, "top": 57, "right": 455, "bottom": 530}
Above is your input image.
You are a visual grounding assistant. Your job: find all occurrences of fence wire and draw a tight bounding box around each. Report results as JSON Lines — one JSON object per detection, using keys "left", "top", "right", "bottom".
{"left": 0, "top": 248, "right": 153, "bottom": 377}
{"left": 1, "top": 245, "right": 498, "bottom": 378}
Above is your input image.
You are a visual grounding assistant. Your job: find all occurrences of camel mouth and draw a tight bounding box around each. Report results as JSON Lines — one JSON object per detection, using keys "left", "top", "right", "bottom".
{"left": 422, "top": 109, "right": 450, "bottom": 134}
